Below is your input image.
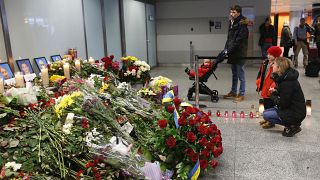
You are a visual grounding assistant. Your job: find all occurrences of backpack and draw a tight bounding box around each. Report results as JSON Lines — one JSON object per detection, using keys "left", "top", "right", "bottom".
{"left": 305, "top": 59, "right": 320, "bottom": 77}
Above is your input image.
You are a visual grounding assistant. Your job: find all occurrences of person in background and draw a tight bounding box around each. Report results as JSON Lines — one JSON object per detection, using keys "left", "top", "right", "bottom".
{"left": 263, "top": 57, "right": 306, "bottom": 137}
{"left": 293, "top": 18, "right": 313, "bottom": 68}
{"left": 313, "top": 16, "right": 320, "bottom": 57}
{"left": 221, "top": 5, "right": 249, "bottom": 102}
{"left": 259, "top": 17, "right": 277, "bottom": 59}
{"left": 280, "top": 21, "right": 293, "bottom": 58}
{"left": 256, "top": 46, "right": 282, "bottom": 128}
{"left": 21, "top": 63, "right": 30, "bottom": 75}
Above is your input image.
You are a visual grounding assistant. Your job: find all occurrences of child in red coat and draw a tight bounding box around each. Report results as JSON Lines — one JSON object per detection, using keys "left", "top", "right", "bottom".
{"left": 185, "top": 59, "right": 213, "bottom": 78}
{"left": 256, "top": 46, "right": 282, "bottom": 128}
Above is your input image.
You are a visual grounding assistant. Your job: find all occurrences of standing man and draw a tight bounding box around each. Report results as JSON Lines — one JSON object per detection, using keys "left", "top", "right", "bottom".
{"left": 222, "top": 5, "right": 249, "bottom": 102}
{"left": 293, "top": 18, "right": 313, "bottom": 68}
{"left": 259, "top": 17, "right": 277, "bottom": 59}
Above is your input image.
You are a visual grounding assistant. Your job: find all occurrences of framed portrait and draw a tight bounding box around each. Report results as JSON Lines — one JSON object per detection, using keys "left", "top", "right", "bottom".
{"left": 51, "top": 55, "right": 62, "bottom": 62}
{"left": 16, "top": 59, "right": 34, "bottom": 75}
{"left": 34, "top": 57, "right": 49, "bottom": 70}
{"left": 0, "top": 62, "right": 14, "bottom": 80}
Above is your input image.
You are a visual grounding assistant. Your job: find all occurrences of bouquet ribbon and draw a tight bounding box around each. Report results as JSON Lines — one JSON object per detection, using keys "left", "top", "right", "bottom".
{"left": 162, "top": 90, "right": 179, "bottom": 128}
{"left": 188, "top": 159, "right": 200, "bottom": 180}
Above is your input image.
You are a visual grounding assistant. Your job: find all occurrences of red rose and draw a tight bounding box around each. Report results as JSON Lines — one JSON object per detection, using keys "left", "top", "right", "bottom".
{"left": 190, "top": 153, "right": 198, "bottom": 162}
{"left": 207, "top": 127, "right": 216, "bottom": 135}
{"left": 173, "top": 97, "right": 181, "bottom": 107}
{"left": 158, "top": 119, "right": 168, "bottom": 128}
{"left": 216, "top": 129, "right": 221, "bottom": 135}
{"left": 112, "top": 61, "right": 120, "bottom": 70}
{"left": 185, "top": 106, "right": 193, "bottom": 114}
{"left": 76, "top": 169, "right": 84, "bottom": 178}
{"left": 82, "top": 118, "right": 89, "bottom": 129}
{"left": 191, "top": 107, "right": 199, "bottom": 114}
{"left": 54, "top": 92, "right": 60, "bottom": 98}
{"left": 166, "top": 136, "right": 176, "bottom": 148}
{"left": 210, "top": 124, "right": 217, "bottom": 131}
{"left": 110, "top": 55, "right": 114, "bottom": 60}
{"left": 185, "top": 148, "right": 195, "bottom": 157}
{"left": 213, "top": 149, "right": 220, "bottom": 158}
{"left": 214, "top": 135, "right": 222, "bottom": 144}
{"left": 166, "top": 106, "right": 175, "bottom": 113}
{"left": 178, "top": 117, "right": 187, "bottom": 126}
{"left": 200, "top": 149, "right": 210, "bottom": 157}
{"left": 211, "top": 160, "right": 218, "bottom": 168}
{"left": 216, "top": 146, "right": 223, "bottom": 155}
{"left": 189, "top": 119, "right": 197, "bottom": 126}
{"left": 181, "top": 111, "right": 190, "bottom": 119}
{"left": 200, "top": 115, "right": 210, "bottom": 123}
{"left": 199, "top": 137, "right": 208, "bottom": 146}
{"left": 200, "top": 159, "right": 208, "bottom": 169}
{"left": 198, "top": 124, "right": 208, "bottom": 135}
{"left": 186, "top": 132, "right": 197, "bottom": 142}
{"left": 206, "top": 142, "right": 214, "bottom": 150}
{"left": 128, "top": 65, "right": 138, "bottom": 71}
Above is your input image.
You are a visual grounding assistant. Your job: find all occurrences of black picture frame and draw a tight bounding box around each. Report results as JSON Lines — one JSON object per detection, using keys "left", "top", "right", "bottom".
{"left": 16, "top": 59, "right": 34, "bottom": 75}
{"left": 51, "top": 55, "right": 62, "bottom": 62}
{"left": 34, "top": 57, "right": 49, "bottom": 70}
{"left": 0, "top": 62, "right": 14, "bottom": 80}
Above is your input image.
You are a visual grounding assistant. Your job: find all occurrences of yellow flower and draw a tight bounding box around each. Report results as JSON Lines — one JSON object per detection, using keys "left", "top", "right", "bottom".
{"left": 50, "top": 75, "right": 65, "bottom": 82}
{"left": 55, "top": 91, "right": 83, "bottom": 118}
{"left": 99, "top": 84, "right": 109, "bottom": 93}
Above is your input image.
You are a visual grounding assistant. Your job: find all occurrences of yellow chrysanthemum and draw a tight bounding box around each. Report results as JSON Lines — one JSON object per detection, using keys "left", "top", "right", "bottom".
{"left": 99, "top": 84, "right": 109, "bottom": 93}
{"left": 55, "top": 91, "right": 83, "bottom": 118}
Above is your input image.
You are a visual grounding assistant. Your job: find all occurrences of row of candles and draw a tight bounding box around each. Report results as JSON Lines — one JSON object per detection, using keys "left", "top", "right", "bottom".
{"left": 0, "top": 57, "right": 95, "bottom": 94}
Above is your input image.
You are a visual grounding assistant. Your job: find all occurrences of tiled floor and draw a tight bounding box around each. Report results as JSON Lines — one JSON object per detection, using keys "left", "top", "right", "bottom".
{"left": 150, "top": 62, "right": 320, "bottom": 180}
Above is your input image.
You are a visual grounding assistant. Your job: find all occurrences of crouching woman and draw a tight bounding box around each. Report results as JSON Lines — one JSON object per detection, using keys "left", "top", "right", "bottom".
{"left": 263, "top": 57, "right": 306, "bottom": 137}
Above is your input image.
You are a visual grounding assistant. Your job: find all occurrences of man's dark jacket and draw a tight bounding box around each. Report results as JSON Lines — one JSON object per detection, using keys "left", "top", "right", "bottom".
{"left": 225, "top": 15, "right": 249, "bottom": 65}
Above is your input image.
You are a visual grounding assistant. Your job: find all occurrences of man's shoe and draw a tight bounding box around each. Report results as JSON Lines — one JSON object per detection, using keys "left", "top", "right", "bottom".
{"left": 282, "top": 126, "right": 301, "bottom": 137}
{"left": 233, "top": 95, "right": 245, "bottom": 102}
{"left": 259, "top": 120, "right": 268, "bottom": 125}
{"left": 223, "top": 92, "right": 237, "bottom": 99}
{"left": 262, "top": 122, "right": 275, "bottom": 129}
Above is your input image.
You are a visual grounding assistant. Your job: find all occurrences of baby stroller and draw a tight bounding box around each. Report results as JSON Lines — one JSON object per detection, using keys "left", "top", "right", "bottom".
{"left": 185, "top": 51, "right": 226, "bottom": 102}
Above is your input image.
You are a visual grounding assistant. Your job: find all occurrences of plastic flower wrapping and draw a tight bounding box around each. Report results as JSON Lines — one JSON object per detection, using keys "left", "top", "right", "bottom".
{"left": 120, "top": 56, "right": 151, "bottom": 85}
{"left": 0, "top": 55, "right": 222, "bottom": 179}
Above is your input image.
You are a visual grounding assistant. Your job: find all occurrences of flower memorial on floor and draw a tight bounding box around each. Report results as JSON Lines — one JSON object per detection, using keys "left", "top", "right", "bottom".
{"left": 0, "top": 55, "right": 223, "bottom": 179}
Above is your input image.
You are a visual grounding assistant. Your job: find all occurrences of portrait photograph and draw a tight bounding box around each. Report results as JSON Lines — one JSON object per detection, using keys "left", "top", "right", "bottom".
{"left": 0, "top": 63, "right": 14, "bottom": 80}
{"left": 34, "top": 57, "right": 49, "bottom": 70}
{"left": 16, "top": 59, "right": 34, "bottom": 75}
{"left": 51, "top": 55, "right": 62, "bottom": 62}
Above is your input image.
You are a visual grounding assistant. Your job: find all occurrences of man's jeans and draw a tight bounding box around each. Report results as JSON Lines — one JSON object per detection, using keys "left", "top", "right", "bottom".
{"left": 231, "top": 64, "right": 245, "bottom": 96}
{"left": 262, "top": 108, "right": 284, "bottom": 125}
{"left": 261, "top": 42, "right": 273, "bottom": 59}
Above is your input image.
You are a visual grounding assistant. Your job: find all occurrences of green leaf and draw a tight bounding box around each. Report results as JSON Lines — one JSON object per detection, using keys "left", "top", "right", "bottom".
{"left": 9, "top": 139, "right": 20, "bottom": 148}
{"left": 0, "top": 113, "right": 7, "bottom": 118}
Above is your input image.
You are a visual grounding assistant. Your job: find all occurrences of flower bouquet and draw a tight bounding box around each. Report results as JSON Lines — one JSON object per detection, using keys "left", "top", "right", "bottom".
{"left": 120, "top": 56, "right": 151, "bottom": 85}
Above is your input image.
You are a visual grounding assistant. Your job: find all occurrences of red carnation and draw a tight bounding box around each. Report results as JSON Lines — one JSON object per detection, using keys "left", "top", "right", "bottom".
{"left": 166, "top": 106, "right": 175, "bottom": 113}
{"left": 200, "top": 159, "right": 208, "bottom": 169}
{"left": 76, "top": 169, "right": 84, "bottom": 178}
{"left": 166, "top": 136, "right": 176, "bottom": 148}
{"left": 186, "top": 132, "right": 196, "bottom": 142}
{"left": 211, "top": 160, "right": 218, "bottom": 168}
{"left": 199, "top": 137, "right": 208, "bottom": 146}
{"left": 82, "top": 118, "right": 89, "bottom": 129}
{"left": 178, "top": 117, "right": 187, "bottom": 126}
{"left": 158, "top": 119, "right": 168, "bottom": 129}
{"left": 185, "top": 148, "right": 195, "bottom": 157}
{"left": 190, "top": 153, "right": 198, "bottom": 162}
{"left": 200, "top": 149, "right": 210, "bottom": 157}
{"left": 173, "top": 97, "right": 181, "bottom": 107}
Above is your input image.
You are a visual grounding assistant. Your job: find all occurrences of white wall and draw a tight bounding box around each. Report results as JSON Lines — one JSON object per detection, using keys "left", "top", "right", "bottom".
{"left": 123, "top": 0, "right": 147, "bottom": 62}
{"left": 4, "top": 0, "right": 86, "bottom": 72}
{"left": 83, "top": 0, "right": 104, "bottom": 60}
{"left": 156, "top": 0, "right": 271, "bottom": 64}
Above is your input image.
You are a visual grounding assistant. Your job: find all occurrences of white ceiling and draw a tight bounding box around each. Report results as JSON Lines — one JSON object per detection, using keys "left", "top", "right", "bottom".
{"left": 271, "top": 0, "right": 320, "bottom": 13}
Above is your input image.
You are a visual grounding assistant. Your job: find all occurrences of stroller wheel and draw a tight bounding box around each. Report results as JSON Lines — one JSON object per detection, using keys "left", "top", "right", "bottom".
{"left": 212, "top": 90, "right": 218, "bottom": 96}
{"left": 211, "top": 96, "right": 219, "bottom": 102}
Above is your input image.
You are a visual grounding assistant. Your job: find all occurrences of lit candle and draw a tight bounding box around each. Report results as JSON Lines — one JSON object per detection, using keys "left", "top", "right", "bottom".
{"left": 41, "top": 66, "right": 49, "bottom": 86}
{"left": 256, "top": 111, "right": 260, "bottom": 118}
{"left": 224, "top": 111, "right": 228, "bottom": 118}
{"left": 0, "top": 77, "right": 4, "bottom": 94}
{"left": 249, "top": 112, "right": 254, "bottom": 118}
{"left": 75, "top": 59, "right": 81, "bottom": 71}
{"left": 240, "top": 111, "right": 245, "bottom": 118}
{"left": 232, "top": 111, "right": 236, "bottom": 118}
{"left": 15, "top": 72, "right": 25, "bottom": 88}
{"left": 306, "top": 100, "right": 311, "bottom": 117}
{"left": 63, "top": 63, "right": 70, "bottom": 79}
{"left": 259, "top": 99, "right": 264, "bottom": 114}
{"left": 216, "top": 110, "right": 221, "bottom": 117}
{"left": 88, "top": 57, "right": 95, "bottom": 64}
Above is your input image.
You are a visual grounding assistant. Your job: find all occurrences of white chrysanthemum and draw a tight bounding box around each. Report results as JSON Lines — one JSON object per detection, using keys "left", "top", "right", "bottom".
{"left": 62, "top": 123, "right": 72, "bottom": 134}
{"left": 5, "top": 161, "right": 22, "bottom": 171}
